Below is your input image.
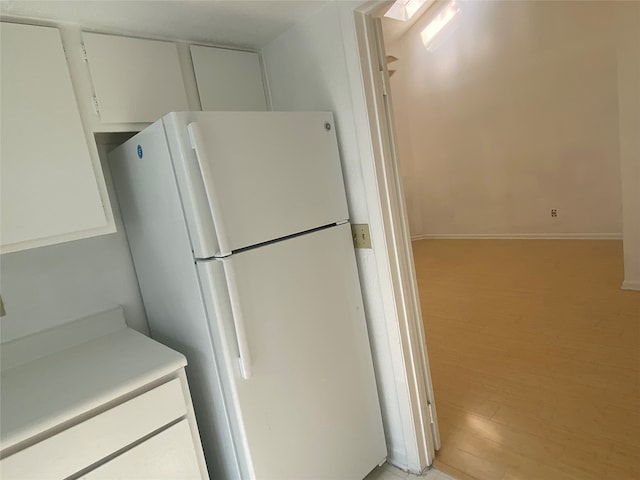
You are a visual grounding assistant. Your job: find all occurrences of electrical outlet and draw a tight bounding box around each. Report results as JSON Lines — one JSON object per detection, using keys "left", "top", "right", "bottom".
{"left": 551, "top": 209, "right": 558, "bottom": 217}
{"left": 351, "top": 224, "right": 372, "bottom": 249}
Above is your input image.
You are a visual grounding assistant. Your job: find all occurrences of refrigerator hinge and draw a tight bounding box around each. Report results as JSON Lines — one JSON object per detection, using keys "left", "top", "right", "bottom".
{"left": 336, "top": 219, "right": 349, "bottom": 226}
{"left": 379, "top": 69, "right": 388, "bottom": 97}
{"left": 427, "top": 402, "right": 435, "bottom": 425}
{"left": 92, "top": 95, "right": 101, "bottom": 117}
{"left": 80, "top": 41, "right": 88, "bottom": 62}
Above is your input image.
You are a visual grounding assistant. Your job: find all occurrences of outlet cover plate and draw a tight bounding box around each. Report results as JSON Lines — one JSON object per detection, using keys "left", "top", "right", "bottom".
{"left": 351, "top": 224, "right": 372, "bottom": 249}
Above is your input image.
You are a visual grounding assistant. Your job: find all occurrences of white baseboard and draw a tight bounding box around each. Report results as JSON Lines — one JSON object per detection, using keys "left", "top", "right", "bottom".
{"left": 385, "top": 447, "right": 408, "bottom": 474}
{"left": 621, "top": 280, "right": 640, "bottom": 291}
{"left": 411, "top": 233, "right": 623, "bottom": 241}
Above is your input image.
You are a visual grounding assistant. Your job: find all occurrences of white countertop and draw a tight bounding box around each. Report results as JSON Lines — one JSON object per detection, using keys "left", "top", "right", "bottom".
{"left": 0, "top": 308, "right": 187, "bottom": 452}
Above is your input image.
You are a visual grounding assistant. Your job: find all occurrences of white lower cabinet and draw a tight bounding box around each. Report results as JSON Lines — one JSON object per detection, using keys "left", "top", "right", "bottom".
{"left": 0, "top": 309, "right": 209, "bottom": 480}
{"left": 80, "top": 420, "right": 202, "bottom": 479}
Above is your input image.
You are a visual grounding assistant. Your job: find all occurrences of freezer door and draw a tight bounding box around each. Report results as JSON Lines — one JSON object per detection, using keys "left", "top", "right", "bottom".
{"left": 169, "top": 111, "right": 349, "bottom": 258}
{"left": 197, "top": 223, "right": 386, "bottom": 479}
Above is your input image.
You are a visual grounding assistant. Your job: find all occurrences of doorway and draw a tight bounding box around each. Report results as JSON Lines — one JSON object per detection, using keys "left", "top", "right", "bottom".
{"left": 354, "top": 1, "right": 640, "bottom": 479}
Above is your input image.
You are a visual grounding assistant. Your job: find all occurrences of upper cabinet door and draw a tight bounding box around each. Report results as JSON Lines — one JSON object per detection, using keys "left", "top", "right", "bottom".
{"left": 190, "top": 46, "right": 267, "bottom": 111}
{"left": 0, "top": 22, "right": 110, "bottom": 253}
{"left": 83, "top": 33, "right": 189, "bottom": 123}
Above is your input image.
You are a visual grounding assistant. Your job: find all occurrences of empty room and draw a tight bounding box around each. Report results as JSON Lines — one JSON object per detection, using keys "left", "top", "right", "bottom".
{"left": 381, "top": 1, "right": 640, "bottom": 479}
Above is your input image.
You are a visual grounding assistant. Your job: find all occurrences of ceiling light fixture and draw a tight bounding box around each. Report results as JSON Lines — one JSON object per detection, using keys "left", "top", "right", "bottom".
{"left": 384, "top": 0, "right": 434, "bottom": 22}
{"left": 420, "top": 0, "right": 461, "bottom": 50}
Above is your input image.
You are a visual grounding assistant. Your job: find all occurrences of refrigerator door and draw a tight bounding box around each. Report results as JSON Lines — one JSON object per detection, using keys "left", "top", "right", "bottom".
{"left": 166, "top": 111, "right": 350, "bottom": 258}
{"left": 197, "top": 223, "right": 386, "bottom": 479}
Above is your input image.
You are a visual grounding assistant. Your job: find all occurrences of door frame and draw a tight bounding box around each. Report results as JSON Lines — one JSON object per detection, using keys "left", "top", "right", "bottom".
{"left": 352, "top": 0, "right": 441, "bottom": 472}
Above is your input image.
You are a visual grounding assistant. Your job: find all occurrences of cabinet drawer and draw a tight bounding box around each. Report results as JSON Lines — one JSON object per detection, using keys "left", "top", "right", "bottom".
{"left": 80, "top": 419, "right": 202, "bottom": 479}
{"left": 0, "top": 378, "right": 186, "bottom": 479}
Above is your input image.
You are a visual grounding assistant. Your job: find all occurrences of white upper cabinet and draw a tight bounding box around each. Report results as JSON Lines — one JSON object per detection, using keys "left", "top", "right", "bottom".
{"left": 191, "top": 45, "right": 267, "bottom": 111}
{"left": 83, "top": 33, "right": 189, "bottom": 123}
{"left": 0, "top": 22, "right": 112, "bottom": 254}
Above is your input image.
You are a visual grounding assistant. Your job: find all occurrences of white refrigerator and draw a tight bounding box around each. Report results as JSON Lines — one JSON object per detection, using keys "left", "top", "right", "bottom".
{"left": 109, "top": 112, "right": 386, "bottom": 480}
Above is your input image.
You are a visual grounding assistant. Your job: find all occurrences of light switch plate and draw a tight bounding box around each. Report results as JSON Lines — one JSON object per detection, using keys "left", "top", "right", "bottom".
{"left": 351, "top": 224, "right": 372, "bottom": 249}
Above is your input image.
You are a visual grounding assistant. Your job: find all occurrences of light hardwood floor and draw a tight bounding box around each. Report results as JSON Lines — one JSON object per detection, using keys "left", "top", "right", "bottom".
{"left": 413, "top": 240, "right": 640, "bottom": 480}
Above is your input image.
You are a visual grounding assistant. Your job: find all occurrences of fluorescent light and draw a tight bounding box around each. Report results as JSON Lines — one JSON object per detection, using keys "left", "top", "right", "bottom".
{"left": 420, "top": 0, "right": 460, "bottom": 49}
{"left": 384, "top": 0, "right": 433, "bottom": 22}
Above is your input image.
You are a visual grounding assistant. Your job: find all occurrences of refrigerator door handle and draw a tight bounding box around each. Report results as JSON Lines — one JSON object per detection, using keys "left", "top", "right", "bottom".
{"left": 187, "top": 122, "right": 231, "bottom": 257}
{"left": 222, "top": 258, "right": 253, "bottom": 379}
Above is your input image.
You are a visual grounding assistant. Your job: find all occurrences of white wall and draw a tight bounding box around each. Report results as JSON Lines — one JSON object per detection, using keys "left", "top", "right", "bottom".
{"left": 0, "top": 143, "right": 149, "bottom": 343}
{"left": 262, "top": 2, "right": 420, "bottom": 469}
{"left": 616, "top": 2, "right": 640, "bottom": 290}
{"left": 384, "top": 1, "right": 624, "bottom": 238}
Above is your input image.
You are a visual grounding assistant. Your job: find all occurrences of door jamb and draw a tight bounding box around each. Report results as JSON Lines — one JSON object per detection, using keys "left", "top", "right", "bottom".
{"left": 352, "top": 0, "right": 441, "bottom": 471}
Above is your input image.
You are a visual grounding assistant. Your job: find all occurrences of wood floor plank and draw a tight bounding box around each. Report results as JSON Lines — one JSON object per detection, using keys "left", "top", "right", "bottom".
{"left": 415, "top": 240, "right": 640, "bottom": 480}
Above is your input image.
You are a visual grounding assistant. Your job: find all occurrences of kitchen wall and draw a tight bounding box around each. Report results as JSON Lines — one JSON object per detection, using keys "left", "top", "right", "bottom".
{"left": 262, "top": 2, "right": 419, "bottom": 468}
{"left": 616, "top": 1, "right": 640, "bottom": 290}
{"left": 0, "top": 142, "right": 149, "bottom": 342}
{"left": 384, "top": 1, "right": 623, "bottom": 238}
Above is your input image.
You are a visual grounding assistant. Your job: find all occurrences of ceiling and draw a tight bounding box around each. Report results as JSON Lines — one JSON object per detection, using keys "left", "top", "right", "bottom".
{"left": 0, "top": 0, "right": 329, "bottom": 49}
